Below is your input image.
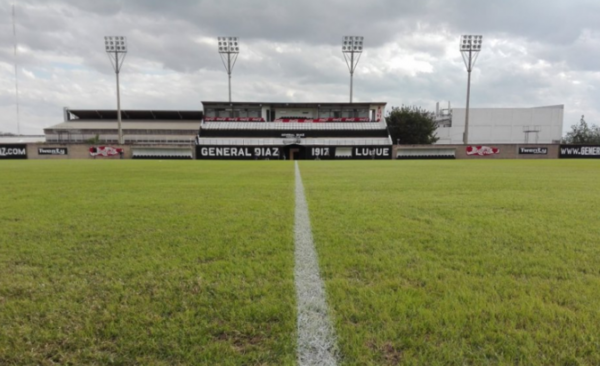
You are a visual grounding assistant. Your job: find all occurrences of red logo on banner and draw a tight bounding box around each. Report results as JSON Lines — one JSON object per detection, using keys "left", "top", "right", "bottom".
{"left": 204, "top": 117, "right": 378, "bottom": 122}
{"left": 278, "top": 118, "right": 370, "bottom": 123}
{"left": 90, "top": 146, "right": 123, "bottom": 157}
{"left": 204, "top": 117, "right": 265, "bottom": 122}
{"left": 466, "top": 146, "right": 500, "bottom": 156}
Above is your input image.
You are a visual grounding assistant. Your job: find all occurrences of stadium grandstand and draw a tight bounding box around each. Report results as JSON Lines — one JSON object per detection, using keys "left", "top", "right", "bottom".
{"left": 196, "top": 102, "right": 393, "bottom": 160}
{"left": 44, "top": 108, "right": 203, "bottom": 145}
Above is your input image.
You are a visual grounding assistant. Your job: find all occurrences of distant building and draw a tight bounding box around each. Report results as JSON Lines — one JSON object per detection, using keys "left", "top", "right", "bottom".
{"left": 434, "top": 105, "right": 564, "bottom": 144}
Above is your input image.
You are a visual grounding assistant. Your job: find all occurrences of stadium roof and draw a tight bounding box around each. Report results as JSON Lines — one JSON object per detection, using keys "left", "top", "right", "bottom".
{"left": 0, "top": 136, "right": 46, "bottom": 143}
{"left": 66, "top": 109, "right": 203, "bottom": 121}
{"left": 45, "top": 121, "right": 201, "bottom": 131}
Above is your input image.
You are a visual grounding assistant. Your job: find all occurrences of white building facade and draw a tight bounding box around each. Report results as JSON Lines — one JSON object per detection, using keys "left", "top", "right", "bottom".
{"left": 435, "top": 105, "right": 564, "bottom": 145}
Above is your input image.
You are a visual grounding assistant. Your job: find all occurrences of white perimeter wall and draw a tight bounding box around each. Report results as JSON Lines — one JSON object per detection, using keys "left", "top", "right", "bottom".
{"left": 435, "top": 105, "right": 564, "bottom": 144}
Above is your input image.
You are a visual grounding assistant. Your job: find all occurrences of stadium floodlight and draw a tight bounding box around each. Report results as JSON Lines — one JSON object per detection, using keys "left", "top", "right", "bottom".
{"left": 342, "top": 36, "right": 364, "bottom": 103}
{"left": 104, "top": 36, "right": 128, "bottom": 144}
{"left": 218, "top": 36, "right": 240, "bottom": 103}
{"left": 460, "top": 34, "right": 483, "bottom": 145}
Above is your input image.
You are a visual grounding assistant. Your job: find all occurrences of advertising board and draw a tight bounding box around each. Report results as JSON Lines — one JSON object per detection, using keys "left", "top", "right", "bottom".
{"left": 559, "top": 145, "right": 600, "bottom": 158}
{"left": 38, "top": 147, "right": 68, "bottom": 156}
{"left": 304, "top": 146, "right": 392, "bottom": 160}
{"left": 0, "top": 144, "right": 27, "bottom": 159}
{"left": 466, "top": 146, "right": 500, "bottom": 156}
{"left": 197, "top": 146, "right": 281, "bottom": 160}
{"left": 90, "top": 146, "right": 123, "bottom": 157}
{"left": 305, "top": 146, "right": 392, "bottom": 160}
{"left": 196, "top": 145, "right": 392, "bottom": 160}
{"left": 518, "top": 147, "right": 548, "bottom": 155}
{"left": 351, "top": 146, "right": 392, "bottom": 160}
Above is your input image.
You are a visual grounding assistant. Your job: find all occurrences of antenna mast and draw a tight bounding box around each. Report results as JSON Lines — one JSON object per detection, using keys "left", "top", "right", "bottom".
{"left": 12, "top": 4, "right": 21, "bottom": 135}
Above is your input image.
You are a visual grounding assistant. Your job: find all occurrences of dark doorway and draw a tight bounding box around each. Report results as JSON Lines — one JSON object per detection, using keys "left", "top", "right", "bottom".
{"left": 282, "top": 144, "right": 306, "bottom": 160}
{"left": 290, "top": 148, "right": 299, "bottom": 160}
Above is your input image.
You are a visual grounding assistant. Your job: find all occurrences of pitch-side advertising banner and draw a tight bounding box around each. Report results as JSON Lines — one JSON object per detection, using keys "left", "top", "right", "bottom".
{"left": 89, "top": 146, "right": 123, "bottom": 157}
{"left": 352, "top": 146, "right": 392, "bottom": 159}
{"left": 559, "top": 145, "right": 600, "bottom": 158}
{"left": 38, "top": 147, "right": 68, "bottom": 155}
{"left": 0, "top": 144, "right": 27, "bottom": 159}
{"left": 196, "top": 145, "right": 392, "bottom": 160}
{"left": 518, "top": 147, "right": 548, "bottom": 155}
{"left": 466, "top": 146, "right": 500, "bottom": 156}
{"left": 305, "top": 146, "right": 391, "bottom": 160}
{"left": 197, "top": 146, "right": 281, "bottom": 160}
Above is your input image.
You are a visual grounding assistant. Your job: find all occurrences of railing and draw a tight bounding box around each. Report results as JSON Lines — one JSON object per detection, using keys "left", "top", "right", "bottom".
{"left": 195, "top": 138, "right": 392, "bottom": 146}
{"left": 46, "top": 135, "right": 196, "bottom": 145}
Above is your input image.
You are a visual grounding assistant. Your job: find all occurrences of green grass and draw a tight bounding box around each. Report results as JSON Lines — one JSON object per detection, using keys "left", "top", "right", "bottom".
{"left": 0, "top": 161, "right": 296, "bottom": 366}
{"left": 299, "top": 160, "right": 600, "bottom": 366}
{"left": 3, "top": 160, "right": 600, "bottom": 365}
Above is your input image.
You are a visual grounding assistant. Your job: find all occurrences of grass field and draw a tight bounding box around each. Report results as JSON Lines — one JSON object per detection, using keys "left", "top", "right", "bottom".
{"left": 1, "top": 160, "right": 600, "bottom": 365}
{"left": 0, "top": 161, "right": 296, "bottom": 366}
{"left": 300, "top": 160, "right": 600, "bottom": 365}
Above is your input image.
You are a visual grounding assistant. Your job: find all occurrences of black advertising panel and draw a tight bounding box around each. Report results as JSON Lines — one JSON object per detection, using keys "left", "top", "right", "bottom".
{"left": 38, "top": 147, "right": 68, "bottom": 156}
{"left": 196, "top": 145, "right": 393, "bottom": 160}
{"left": 295, "top": 146, "right": 393, "bottom": 160}
{"left": 518, "top": 147, "right": 548, "bottom": 155}
{"left": 0, "top": 144, "right": 27, "bottom": 159}
{"left": 197, "top": 146, "right": 281, "bottom": 160}
{"left": 352, "top": 146, "right": 392, "bottom": 160}
{"left": 306, "top": 146, "right": 335, "bottom": 160}
{"left": 559, "top": 145, "right": 600, "bottom": 159}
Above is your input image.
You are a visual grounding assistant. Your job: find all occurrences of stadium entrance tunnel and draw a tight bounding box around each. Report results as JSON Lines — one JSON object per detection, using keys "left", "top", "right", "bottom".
{"left": 282, "top": 145, "right": 307, "bottom": 160}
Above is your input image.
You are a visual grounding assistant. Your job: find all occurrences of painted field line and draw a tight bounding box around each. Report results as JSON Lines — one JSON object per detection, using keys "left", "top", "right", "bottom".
{"left": 294, "top": 161, "right": 339, "bottom": 366}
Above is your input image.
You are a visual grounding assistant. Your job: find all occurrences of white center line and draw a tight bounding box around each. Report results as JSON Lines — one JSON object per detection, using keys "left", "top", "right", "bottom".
{"left": 294, "top": 161, "right": 339, "bottom": 366}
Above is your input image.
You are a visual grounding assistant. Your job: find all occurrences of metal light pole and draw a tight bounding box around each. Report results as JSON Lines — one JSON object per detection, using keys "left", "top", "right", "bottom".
{"left": 105, "top": 36, "right": 128, "bottom": 144}
{"left": 342, "top": 36, "right": 363, "bottom": 103}
{"left": 218, "top": 37, "right": 239, "bottom": 103}
{"left": 460, "top": 35, "right": 482, "bottom": 145}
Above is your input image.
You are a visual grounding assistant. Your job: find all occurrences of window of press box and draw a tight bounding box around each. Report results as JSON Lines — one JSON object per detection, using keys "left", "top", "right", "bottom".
{"left": 342, "top": 108, "right": 368, "bottom": 118}
{"left": 318, "top": 109, "right": 342, "bottom": 118}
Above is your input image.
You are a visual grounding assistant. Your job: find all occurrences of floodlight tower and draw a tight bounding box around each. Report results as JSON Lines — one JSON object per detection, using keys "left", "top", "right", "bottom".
{"left": 104, "top": 36, "right": 128, "bottom": 144}
{"left": 342, "top": 36, "right": 364, "bottom": 103}
{"left": 218, "top": 37, "right": 239, "bottom": 103}
{"left": 460, "top": 34, "right": 483, "bottom": 145}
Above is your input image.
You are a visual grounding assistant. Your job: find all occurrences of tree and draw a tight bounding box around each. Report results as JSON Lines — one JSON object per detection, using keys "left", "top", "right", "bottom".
{"left": 85, "top": 134, "right": 101, "bottom": 144}
{"left": 562, "top": 115, "right": 600, "bottom": 145}
{"left": 386, "top": 106, "right": 439, "bottom": 145}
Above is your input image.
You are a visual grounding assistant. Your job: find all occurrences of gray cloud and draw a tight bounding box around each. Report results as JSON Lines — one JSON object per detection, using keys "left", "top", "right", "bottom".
{"left": 1, "top": 0, "right": 600, "bottom": 135}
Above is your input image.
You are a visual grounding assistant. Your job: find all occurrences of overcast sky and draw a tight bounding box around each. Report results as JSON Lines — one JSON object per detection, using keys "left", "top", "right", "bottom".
{"left": 1, "top": 0, "right": 599, "bottom": 134}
